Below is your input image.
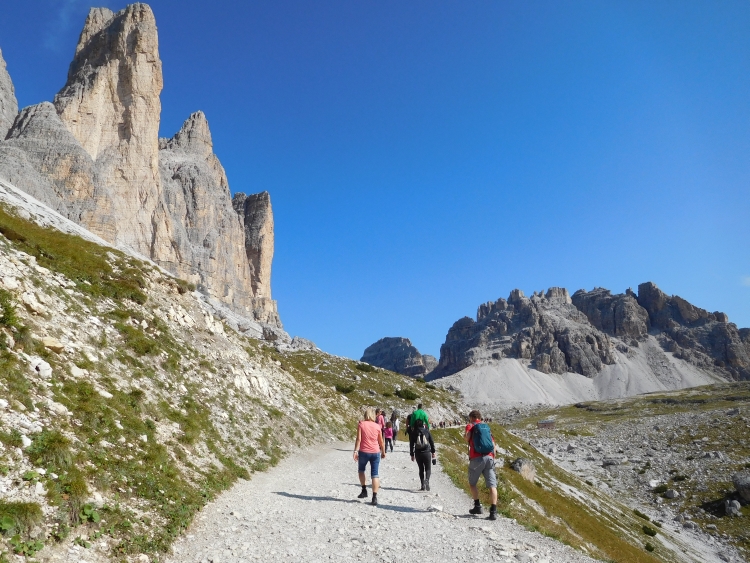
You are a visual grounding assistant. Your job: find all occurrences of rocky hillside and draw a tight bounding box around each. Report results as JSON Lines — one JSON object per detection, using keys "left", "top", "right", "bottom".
{"left": 360, "top": 336, "right": 437, "bottom": 377}
{"left": 0, "top": 4, "right": 279, "bottom": 327}
{"left": 0, "top": 188, "right": 460, "bottom": 562}
{"left": 423, "top": 285, "right": 748, "bottom": 407}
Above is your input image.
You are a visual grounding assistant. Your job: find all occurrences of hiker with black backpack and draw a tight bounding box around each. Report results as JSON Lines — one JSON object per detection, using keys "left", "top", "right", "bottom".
{"left": 465, "top": 410, "right": 498, "bottom": 520}
{"left": 409, "top": 419, "right": 436, "bottom": 491}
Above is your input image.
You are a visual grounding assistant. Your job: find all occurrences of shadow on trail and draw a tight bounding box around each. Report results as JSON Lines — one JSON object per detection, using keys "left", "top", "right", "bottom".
{"left": 380, "top": 486, "right": 421, "bottom": 494}
{"left": 273, "top": 492, "right": 356, "bottom": 504}
{"left": 273, "top": 492, "right": 426, "bottom": 513}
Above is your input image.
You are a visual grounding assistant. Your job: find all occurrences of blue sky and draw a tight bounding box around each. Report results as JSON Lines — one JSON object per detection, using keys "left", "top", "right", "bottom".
{"left": 2, "top": 1, "right": 749, "bottom": 359}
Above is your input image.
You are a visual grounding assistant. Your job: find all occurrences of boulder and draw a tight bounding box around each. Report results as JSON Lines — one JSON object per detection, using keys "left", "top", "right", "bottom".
{"left": 725, "top": 500, "right": 742, "bottom": 517}
{"left": 733, "top": 471, "right": 750, "bottom": 501}
{"left": 510, "top": 458, "right": 536, "bottom": 481}
{"left": 42, "top": 336, "right": 64, "bottom": 353}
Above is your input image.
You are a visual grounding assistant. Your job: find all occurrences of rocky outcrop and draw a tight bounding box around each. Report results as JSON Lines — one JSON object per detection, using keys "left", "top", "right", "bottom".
{"left": 0, "top": 4, "right": 281, "bottom": 328}
{"left": 158, "top": 111, "right": 279, "bottom": 326}
{"left": 431, "top": 282, "right": 750, "bottom": 383}
{"left": 232, "top": 191, "right": 273, "bottom": 299}
{"left": 361, "top": 337, "right": 435, "bottom": 377}
{"left": 636, "top": 282, "right": 750, "bottom": 381}
{"left": 0, "top": 102, "right": 116, "bottom": 237}
{"left": 0, "top": 48, "right": 17, "bottom": 137}
{"left": 571, "top": 287, "right": 650, "bottom": 342}
{"left": 432, "top": 288, "right": 615, "bottom": 379}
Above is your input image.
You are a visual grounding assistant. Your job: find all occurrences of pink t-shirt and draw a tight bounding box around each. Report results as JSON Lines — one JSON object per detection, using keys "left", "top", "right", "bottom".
{"left": 384, "top": 427, "right": 393, "bottom": 439}
{"left": 376, "top": 414, "right": 385, "bottom": 429}
{"left": 359, "top": 420, "right": 381, "bottom": 454}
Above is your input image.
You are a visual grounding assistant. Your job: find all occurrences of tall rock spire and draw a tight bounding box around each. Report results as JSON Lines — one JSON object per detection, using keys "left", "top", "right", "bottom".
{"left": 0, "top": 48, "right": 19, "bottom": 138}
{"left": 54, "top": 3, "right": 165, "bottom": 255}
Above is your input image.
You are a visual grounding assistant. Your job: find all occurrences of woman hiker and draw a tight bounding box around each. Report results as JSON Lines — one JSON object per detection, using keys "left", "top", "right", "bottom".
{"left": 353, "top": 407, "right": 386, "bottom": 505}
{"left": 409, "top": 419, "right": 436, "bottom": 491}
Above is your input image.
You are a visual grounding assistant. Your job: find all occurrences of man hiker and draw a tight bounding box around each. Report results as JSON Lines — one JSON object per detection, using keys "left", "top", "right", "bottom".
{"left": 410, "top": 403, "right": 429, "bottom": 429}
{"left": 465, "top": 410, "right": 497, "bottom": 520}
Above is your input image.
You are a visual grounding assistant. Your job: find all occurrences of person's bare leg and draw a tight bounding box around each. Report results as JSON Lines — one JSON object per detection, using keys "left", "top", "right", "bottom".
{"left": 372, "top": 477, "right": 380, "bottom": 494}
{"left": 359, "top": 472, "right": 366, "bottom": 486}
{"left": 490, "top": 487, "right": 498, "bottom": 505}
{"left": 470, "top": 484, "right": 479, "bottom": 500}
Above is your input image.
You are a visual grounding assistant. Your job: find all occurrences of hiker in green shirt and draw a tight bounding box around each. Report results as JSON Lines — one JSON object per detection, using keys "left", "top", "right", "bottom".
{"left": 410, "top": 403, "right": 429, "bottom": 429}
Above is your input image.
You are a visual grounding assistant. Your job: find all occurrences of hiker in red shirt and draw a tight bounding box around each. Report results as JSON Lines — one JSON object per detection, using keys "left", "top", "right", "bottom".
{"left": 464, "top": 410, "right": 498, "bottom": 520}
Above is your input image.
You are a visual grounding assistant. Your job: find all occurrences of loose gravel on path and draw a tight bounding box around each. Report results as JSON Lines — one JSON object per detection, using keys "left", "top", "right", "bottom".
{"left": 168, "top": 440, "right": 597, "bottom": 563}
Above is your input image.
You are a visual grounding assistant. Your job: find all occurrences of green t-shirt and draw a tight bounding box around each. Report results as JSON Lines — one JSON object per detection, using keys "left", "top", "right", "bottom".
{"left": 410, "top": 409, "right": 428, "bottom": 428}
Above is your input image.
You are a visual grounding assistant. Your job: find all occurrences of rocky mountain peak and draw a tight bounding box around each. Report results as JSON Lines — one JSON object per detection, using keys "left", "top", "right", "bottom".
{"left": 75, "top": 7, "right": 116, "bottom": 55}
{"left": 160, "top": 111, "right": 213, "bottom": 157}
{"left": 0, "top": 48, "right": 18, "bottom": 138}
{"left": 0, "top": 4, "right": 282, "bottom": 328}
{"left": 360, "top": 337, "right": 436, "bottom": 377}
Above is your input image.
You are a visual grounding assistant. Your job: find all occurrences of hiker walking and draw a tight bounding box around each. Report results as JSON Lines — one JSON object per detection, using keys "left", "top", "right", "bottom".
{"left": 376, "top": 408, "right": 386, "bottom": 438}
{"left": 409, "top": 419, "right": 436, "bottom": 490}
{"left": 353, "top": 407, "right": 386, "bottom": 506}
{"left": 410, "top": 403, "right": 429, "bottom": 429}
{"left": 390, "top": 409, "right": 400, "bottom": 442}
{"left": 465, "top": 410, "right": 498, "bottom": 520}
{"left": 384, "top": 421, "right": 394, "bottom": 453}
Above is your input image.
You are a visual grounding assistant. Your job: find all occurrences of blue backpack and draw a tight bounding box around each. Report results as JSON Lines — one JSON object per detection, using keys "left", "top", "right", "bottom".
{"left": 471, "top": 423, "right": 494, "bottom": 455}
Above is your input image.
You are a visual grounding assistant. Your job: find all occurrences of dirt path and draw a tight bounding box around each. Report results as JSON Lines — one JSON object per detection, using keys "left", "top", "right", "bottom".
{"left": 167, "top": 439, "right": 597, "bottom": 563}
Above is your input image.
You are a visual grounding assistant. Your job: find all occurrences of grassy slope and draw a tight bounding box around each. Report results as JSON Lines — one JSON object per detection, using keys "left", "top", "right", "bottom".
{"left": 434, "top": 424, "right": 667, "bottom": 563}
{"left": 0, "top": 203, "right": 458, "bottom": 562}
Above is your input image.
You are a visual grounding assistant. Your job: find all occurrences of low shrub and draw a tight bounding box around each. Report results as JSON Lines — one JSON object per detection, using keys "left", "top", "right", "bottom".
{"left": 355, "top": 363, "right": 374, "bottom": 372}
{"left": 645, "top": 542, "right": 655, "bottom": 552}
{"left": 652, "top": 484, "right": 668, "bottom": 494}
{"left": 642, "top": 525, "right": 658, "bottom": 537}
{"left": 335, "top": 384, "right": 355, "bottom": 394}
{"left": 633, "top": 509, "right": 650, "bottom": 521}
{"left": 395, "top": 388, "right": 419, "bottom": 401}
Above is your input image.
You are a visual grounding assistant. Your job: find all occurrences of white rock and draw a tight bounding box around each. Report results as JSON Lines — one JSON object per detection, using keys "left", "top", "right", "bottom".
{"left": 30, "top": 357, "right": 52, "bottom": 378}
{"left": 0, "top": 398, "right": 8, "bottom": 409}
{"left": 139, "top": 434, "right": 148, "bottom": 443}
{"left": 35, "top": 481, "right": 46, "bottom": 495}
{"left": 1, "top": 276, "right": 19, "bottom": 290}
{"left": 21, "top": 435, "right": 32, "bottom": 448}
{"left": 97, "top": 389, "right": 113, "bottom": 399}
{"left": 70, "top": 365, "right": 87, "bottom": 378}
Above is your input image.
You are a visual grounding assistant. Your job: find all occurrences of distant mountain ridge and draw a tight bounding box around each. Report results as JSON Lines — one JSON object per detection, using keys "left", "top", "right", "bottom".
{"left": 432, "top": 282, "right": 749, "bottom": 383}
{"left": 363, "top": 283, "right": 748, "bottom": 407}
{"left": 0, "top": 4, "right": 280, "bottom": 330}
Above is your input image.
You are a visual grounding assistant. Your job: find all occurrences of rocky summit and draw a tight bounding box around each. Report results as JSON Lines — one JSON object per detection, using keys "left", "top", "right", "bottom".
{"left": 360, "top": 336, "right": 437, "bottom": 377}
{"left": 429, "top": 283, "right": 749, "bottom": 407}
{"left": 0, "top": 4, "right": 279, "bottom": 328}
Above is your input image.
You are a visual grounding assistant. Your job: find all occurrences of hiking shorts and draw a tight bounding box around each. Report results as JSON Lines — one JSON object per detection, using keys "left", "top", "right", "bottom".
{"left": 468, "top": 455, "right": 497, "bottom": 488}
{"left": 358, "top": 451, "right": 380, "bottom": 478}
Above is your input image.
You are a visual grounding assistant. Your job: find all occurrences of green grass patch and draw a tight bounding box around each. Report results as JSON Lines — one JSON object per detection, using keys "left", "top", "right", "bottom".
{"left": 0, "top": 203, "right": 147, "bottom": 304}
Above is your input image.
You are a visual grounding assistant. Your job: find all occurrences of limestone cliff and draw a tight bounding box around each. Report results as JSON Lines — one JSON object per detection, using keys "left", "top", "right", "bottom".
{"left": 0, "top": 4, "right": 281, "bottom": 328}
{"left": 0, "top": 48, "right": 17, "bottom": 137}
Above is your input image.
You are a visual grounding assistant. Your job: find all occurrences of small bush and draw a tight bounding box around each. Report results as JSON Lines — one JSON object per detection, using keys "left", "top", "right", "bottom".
{"left": 395, "top": 388, "right": 419, "bottom": 401}
{"left": 27, "top": 430, "right": 73, "bottom": 469}
{"left": 0, "top": 502, "right": 43, "bottom": 537}
{"left": 355, "top": 363, "right": 375, "bottom": 372}
{"left": 645, "top": 542, "right": 655, "bottom": 552}
{"left": 0, "top": 288, "right": 18, "bottom": 328}
{"left": 652, "top": 484, "right": 668, "bottom": 494}
{"left": 633, "top": 509, "right": 650, "bottom": 521}
{"left": 671, "top": 474, "right": 687, "bottom": 482}
{"left": 335, "top": 384, "right": 355, "bottom": 394}
{"left": 642, "top": 525, "right": 657, "bottom": 537}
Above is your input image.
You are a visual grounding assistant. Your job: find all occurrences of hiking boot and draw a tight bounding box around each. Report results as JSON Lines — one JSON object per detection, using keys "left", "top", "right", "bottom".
{"left": 357, "top": 488, "right": 368, "bottom": 499}
{"left": 371, "top": 495, "right": 378, "bottom": 506}
{"left": 488, "top": 510, "right": 497, "bottom": 521}
{"left": 425, "top": 479, "right": 430, "bottom": 492}
{"left": 419, "top": 481, "right": 425, "bottom": 491}
{"left": 469, "top": 505, "right": 483, "bottom": 515}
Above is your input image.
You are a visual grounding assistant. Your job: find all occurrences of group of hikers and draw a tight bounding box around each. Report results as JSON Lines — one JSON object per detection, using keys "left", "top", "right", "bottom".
{"left": 353, "top": 405, "right": 498, "bottom": 520}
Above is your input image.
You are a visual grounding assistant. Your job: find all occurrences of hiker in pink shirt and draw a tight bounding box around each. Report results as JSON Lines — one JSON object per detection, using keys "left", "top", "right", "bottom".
{"left": 354, "top": 407, "right": 386, "bottom": 506}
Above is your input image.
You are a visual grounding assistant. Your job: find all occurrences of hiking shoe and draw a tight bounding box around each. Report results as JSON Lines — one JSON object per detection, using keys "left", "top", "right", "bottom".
{"left": 371, "top": 496, "right": 378, "bottom": 506}
{"left": 425, "top": 480, "right": 430, "bottom": 492}
{"left": 469, "top": 505, "right": 483, "bottom": 515}
{"left": 357, "top": 489, "right": 368, "bottom": 499}
{"left": 488, "top": 511, "right": 497, "bottom": 521}
{"left": 419, "top": 484, "right": 425, "bottom": 491}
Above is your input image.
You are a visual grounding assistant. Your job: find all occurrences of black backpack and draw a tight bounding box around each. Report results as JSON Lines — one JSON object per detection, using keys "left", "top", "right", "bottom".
{"left": 414, "top": 427, "right": 430, "bottom": 452}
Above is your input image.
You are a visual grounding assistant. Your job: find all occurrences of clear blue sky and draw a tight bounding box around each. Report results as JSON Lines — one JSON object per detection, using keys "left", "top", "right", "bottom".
{"left": 2, "top": 1, "right": 749, "bottom": 359}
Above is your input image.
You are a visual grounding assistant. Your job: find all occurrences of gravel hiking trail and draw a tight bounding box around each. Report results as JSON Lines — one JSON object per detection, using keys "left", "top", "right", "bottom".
{"left": 167, "top": 440, "right": 596, "bottom": 563}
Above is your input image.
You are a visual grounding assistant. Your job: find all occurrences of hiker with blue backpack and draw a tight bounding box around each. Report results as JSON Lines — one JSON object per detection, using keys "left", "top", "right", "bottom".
{"left": 465, "top": 410, "right": 498, "bottom": 520}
